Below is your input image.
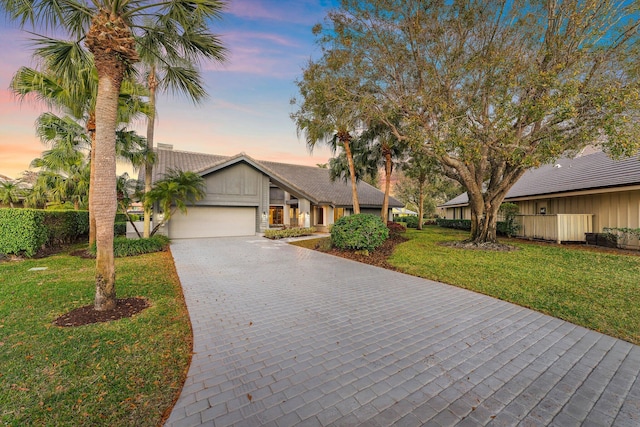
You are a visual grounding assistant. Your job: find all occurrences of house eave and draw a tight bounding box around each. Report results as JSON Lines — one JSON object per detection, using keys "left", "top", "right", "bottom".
{"left": 441, "top": 183, "right": 640, "bottom": 209}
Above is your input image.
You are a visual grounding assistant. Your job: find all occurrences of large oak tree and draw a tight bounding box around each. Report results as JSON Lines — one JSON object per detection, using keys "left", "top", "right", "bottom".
{"left": 315, "top": 0, "right": 640, "bottom": 243}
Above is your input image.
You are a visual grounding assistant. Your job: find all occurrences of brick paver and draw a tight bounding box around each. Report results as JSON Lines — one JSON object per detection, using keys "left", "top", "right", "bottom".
{"left": 164, "top": 237, "right": 640, "bottom": 426}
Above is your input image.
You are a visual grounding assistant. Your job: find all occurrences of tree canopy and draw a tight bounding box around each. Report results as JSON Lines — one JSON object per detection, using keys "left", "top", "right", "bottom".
{"left": 313, "top": 0, "right": 640, "bottom": 243}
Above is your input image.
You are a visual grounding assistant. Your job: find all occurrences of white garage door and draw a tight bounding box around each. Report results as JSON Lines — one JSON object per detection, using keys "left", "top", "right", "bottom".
{"left": 168, "top": 207, "right": 256, "bottom": 238}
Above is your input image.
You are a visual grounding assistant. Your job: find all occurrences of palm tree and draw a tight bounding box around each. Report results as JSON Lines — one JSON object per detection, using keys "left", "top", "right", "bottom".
{"left": 12, "top": 56, "right": 148, "bottom": 243}
{"left": 0, "top": 181, "right": 21, "bottom": 208}
{"left": 358, "top": 120, "right": 408, "bottom": 223}
{"left": 144, "top": 170, "right": 205, "bottom": 236}
{"left": 31, "top": 113, "right": 91, "bottom": 209}
{"left": 292, "top": 59, "right": 364, "bottom": 214}
{"left": 11, "top": 50, "right": 148, "bottom": 246}
{"left": 137, "top": 20, "right": 226, "bottom": 238}
{"left": 116, "top": 172, "right": 143, "bottom": 238}
{"left": 2, "top": 0, "right": 225, "bottom": 311}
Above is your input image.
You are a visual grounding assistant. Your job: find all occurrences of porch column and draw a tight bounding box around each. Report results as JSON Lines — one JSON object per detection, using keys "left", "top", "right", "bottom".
{"left": 326, "top": 206, "right": 335, "bottom": 226}
{"left": 299, "top": 198, "right": 311, "bottom": 228}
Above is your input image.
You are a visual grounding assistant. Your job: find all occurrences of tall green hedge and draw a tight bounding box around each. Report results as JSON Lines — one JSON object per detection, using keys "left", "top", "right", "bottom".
{"left": 0, "top": 209, "right": 49, "bottom": 257}
{"left": 44, "top": 210, "right": 90, "bottom": 245}
{"left": 0, "top": 209, "right": 127, "bottom": 257}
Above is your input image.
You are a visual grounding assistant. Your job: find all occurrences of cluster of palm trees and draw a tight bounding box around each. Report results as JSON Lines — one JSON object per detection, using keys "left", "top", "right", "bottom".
{"left": 2, "top": 0, "right": 226, "bottom": 311}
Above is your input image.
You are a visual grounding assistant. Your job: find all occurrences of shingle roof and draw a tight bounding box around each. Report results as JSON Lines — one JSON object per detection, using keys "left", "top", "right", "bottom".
{"left": 441, "top": 151, "right": 640, "bottom": 207}
{"left": 143, "top": 148, "right": 403, "bottom": 208}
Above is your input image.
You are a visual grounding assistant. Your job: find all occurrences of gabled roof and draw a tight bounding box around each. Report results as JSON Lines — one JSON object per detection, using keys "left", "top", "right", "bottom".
{"left": 441, "top": 150, "right": 640, "bottom": 207}
{"left": 144, "top": 148, "right": 403, "bottom": 208}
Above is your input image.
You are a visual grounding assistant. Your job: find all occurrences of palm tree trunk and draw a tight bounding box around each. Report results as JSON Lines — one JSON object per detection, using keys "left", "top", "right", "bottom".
{"left": 86, "top": 11, "right": 138, "bottom": 311}
{"left": 143, "top": 68, "right": 157, "bottom": 238}
{"left": 381, "top": 148, "right": 392, "bottom": 223}
{"left": 88, "top": 114, "right": 97, "bottom": 247}
{"left": 341, "top": 133, "right": 360, "bottom": 214}
{"left": 92, "top": 71, "right": 120, "bottom": 311}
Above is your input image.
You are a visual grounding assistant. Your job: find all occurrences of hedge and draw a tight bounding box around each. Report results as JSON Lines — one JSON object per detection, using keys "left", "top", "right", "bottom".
{"left": 44, "top": 210, "right": 90, "bottom": 246}
{"left": 436, "top": 217, "right": 515, "bottom": 236}
{"left": 0, "top": 209, "right": 49, "bottom": 257}
{"left": 90, "top": 235, "right": 171, "bottom": 257}
{"left": 436, "top": 218, "right": 472, "bottom": 230}
{"left": 264, "top": 227, "right": 316, "bottom": 239}
{"left": 0, "top": 208, "right": 125, "bottom": 257}
{"left": 394, "top": 215, "right": 420, "bottom": 228}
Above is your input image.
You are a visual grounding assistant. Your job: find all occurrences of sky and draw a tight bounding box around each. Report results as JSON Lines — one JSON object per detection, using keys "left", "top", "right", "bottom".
{"left": 0, "top": 0, "right": 338, "bottom": 180}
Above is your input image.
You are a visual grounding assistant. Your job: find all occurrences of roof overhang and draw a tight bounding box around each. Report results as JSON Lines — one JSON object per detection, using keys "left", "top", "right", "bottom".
{"left": 197, "top": 153, "right": 321, "bottom": 205}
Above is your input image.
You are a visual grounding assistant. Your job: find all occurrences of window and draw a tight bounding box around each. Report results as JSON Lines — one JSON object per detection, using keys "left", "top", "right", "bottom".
{"left": 269, "top": 206, "right": 283, "bottom": 225}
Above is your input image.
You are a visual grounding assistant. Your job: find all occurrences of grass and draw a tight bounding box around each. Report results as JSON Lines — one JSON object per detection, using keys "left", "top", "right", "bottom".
{"left": 0, "top": 246, "right": 191, "bottom": 426}
{"left": 388, "top": 227, "right": 640, "bottom": 345}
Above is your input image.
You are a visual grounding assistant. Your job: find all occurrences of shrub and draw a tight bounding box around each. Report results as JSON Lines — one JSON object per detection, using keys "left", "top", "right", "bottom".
{"left": 264, "top": 227, "right": 316, "bottom": 239}
{"left": 436, "top": 218, "right": 472, "bottom": 230}
{"left": 0, "top": 208, "right": 126, "bottom": 256}
{"left": 331, "top": 214, "right": 389, "bottom": 252}
{"left": 115, "top": 212, "right": 128, "bottom": 237}
{"left": 0, "top": 208, "right": 48, "bottom": 257}
{"left": 90, "top": 235, "right": 170, "bottom": 257}
{"left": 498, "top": 203, "right": 520, "bottom": 237}
{"left": 387, "top": 221, "right": 407, "bottom": 238}
{"left": 395, "top": 215, "right": 420, "bottom": 228}
{"left": 43, "top": 210, "right": 90, "bottom": 245}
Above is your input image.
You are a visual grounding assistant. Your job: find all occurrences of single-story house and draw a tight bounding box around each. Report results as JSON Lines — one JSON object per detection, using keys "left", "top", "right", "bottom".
{"left": 143, "top": 146, "right": 403, "bottom": 239}
{"left": 392, "top": 207, "right": 418, "bottom": 217}
{"left": 440, "top": 150, "right": 640, "bottom": 246}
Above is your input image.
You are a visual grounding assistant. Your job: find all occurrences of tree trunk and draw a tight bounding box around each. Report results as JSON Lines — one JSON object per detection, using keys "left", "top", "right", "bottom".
{"left": 470, "top": 202, "right": 501, "bottom": 243}
{"left": 341, "top": 134, "right": 360, "bottom": 214}
{"left": 86, "top": 12, "right": 138, "bottom": 311}
{"left": 381, "top": 149, "right": 392, "bottom": 223}
{"left": 417, "top": 188, "right": 424, "bottom": 231}
{"left": 88, "top": 114, "right": 96, "bottom": 247}
{"left": 143, "top": 68, "right": 157, "bottom": 238}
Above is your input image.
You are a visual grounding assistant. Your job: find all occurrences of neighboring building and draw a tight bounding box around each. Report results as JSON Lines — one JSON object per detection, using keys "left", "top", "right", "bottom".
{"left": 142, "top": 147, "right": 403, "bottom": 239}
{"left": 440, "top": 150, "right": 640, "bottom": 245}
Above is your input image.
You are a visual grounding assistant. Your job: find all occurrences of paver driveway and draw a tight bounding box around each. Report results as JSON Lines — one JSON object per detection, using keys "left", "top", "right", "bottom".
{"left": 165, "top": 237, "right": 640, "bottom": 427}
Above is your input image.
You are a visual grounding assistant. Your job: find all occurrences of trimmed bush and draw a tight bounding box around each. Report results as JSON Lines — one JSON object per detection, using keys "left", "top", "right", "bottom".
{"left": 436, "top": 218, "right": 472, "bottom": 230}
{"left": 0, "top": 208, "right": 127, "bottom": 256}
{"left": 437, "top": 217, "right": 516, "bottom": 236}
{"left": 331, "top": 214, "right": 389, "bottom": 252}
{"left": 90, "top": 235, "right": 171, "bottom": 257}
{"left": 396, "top": 215, "right": 420, "bottom": 229}
{"left": 264, "top": 227, "right": 316, "bottom": 239}
{"left": 0, "top": 208, "right": 48, "bottom": 257}
{"left": 115, "top": 212, "right": 128, "bottom": 237}
{"left": 43, "top": 210, "right": 90, "bottom": 245}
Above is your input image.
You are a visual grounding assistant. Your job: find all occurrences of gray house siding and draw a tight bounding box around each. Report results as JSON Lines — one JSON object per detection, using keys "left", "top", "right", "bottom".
{"left": 193, "top": 162, "right": 270, "bottom": 233}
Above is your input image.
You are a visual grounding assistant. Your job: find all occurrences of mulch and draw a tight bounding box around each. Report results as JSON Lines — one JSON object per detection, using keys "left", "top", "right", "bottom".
{"left": 321, "top": 234, "right": 408, "bottom": 270}
{"left": 53, "top": 297, "right": 150, "bottom": 327}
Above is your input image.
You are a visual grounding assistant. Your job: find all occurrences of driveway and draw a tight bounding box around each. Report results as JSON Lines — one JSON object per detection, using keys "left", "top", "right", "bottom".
{"left": 165, "top": 237, "right": 640, "bottom": 427}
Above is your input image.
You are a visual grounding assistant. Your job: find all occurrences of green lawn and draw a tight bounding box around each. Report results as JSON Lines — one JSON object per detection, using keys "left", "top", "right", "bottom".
{"left": 0, "top": 248, "right": 191, "bottom": 426}
{"left": 389, "top": 227, "right": 640, "bottom": 345}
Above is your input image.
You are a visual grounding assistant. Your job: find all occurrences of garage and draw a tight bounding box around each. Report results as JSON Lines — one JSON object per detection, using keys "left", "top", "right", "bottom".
{"left": 168, "top": 206, "right": 256, "bottom": 238}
